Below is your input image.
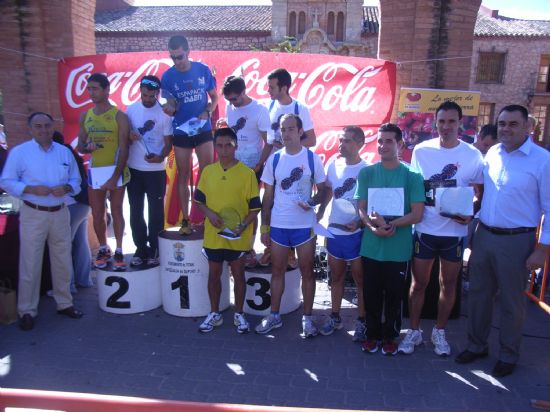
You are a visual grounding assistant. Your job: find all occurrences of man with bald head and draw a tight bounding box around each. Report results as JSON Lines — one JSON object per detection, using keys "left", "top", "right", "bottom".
{"left": 0, "top": 112, "right": 84, "bottom": 331}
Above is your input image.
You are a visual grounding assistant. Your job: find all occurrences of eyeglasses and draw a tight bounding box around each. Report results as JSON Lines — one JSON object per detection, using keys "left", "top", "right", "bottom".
{"left": 141, "top": 79, "right": 160, "bottom": 89}
{"left": 170, "top": 54, "right": 186, "bottom": 61}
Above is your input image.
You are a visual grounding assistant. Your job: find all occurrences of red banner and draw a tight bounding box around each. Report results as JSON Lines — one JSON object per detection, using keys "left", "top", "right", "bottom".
{"left": 58, "top": 51, "right": 396, "bottom": 224}
{"left": 58, "top": 50, "right": 395, "bottom": 161}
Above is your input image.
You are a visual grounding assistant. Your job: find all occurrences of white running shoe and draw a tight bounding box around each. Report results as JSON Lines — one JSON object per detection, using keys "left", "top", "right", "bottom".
{"left": 302, "top": 316, "right": 319, "bottom": 338}
{"left": 398, "top": 329, "right": 423, "bottom": 354}
{"left": 234, "top": 313, "right": 250, "bottom": 334}
{"left": 198, "top": 312, "right": 223, "bottom": 333}
{"left": 255, "top": 314, "right": 283, "bottom": 334}
{"left": 431, "top": 327, "right": 451, "bottom": 356}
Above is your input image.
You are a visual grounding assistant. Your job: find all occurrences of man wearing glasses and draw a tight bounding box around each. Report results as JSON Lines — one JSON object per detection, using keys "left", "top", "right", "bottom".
{"left": 221, "top": 75, "right": 271, "bottom": 267}
{"left": 161, "top": 35, "right": 218, "bottom": 235}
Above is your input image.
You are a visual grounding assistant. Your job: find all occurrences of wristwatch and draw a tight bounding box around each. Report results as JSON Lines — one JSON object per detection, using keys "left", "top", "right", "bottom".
{"left": 260, "top": 225, "right": 270, "bottom": 234}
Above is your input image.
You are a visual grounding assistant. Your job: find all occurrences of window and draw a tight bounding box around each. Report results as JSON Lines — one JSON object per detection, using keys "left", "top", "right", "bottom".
{"left": 327, "top": 11, "right": 335, "bottom": 35}
{"left": 537, "top": 55, "right": 550, "bottom": 93}
{"left": 298, "top": 11, "right": 306, "bottom": 35}
{"left": 478, "top": 103, "right": 494, "bottom": 128}
{"left": 288, "top": 11, "right": 297, "bottom": 37}
{"left": 476, "top": 52, "right": 506, "bottom": 83}
{"left": 336, "top": 12, "right": 345, "bottom": 42}
{"left": 533, "top": 105, "right": 548, "bottom": 143}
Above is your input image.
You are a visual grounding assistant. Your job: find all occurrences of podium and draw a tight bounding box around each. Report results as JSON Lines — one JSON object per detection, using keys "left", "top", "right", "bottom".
{"left": 158, "top": 227, "right": 230, "bottom": 317}
{"left": 244, "top": 266, "right": 302, "bottom": 316}
{"left": 97, "top": 256, "right": 162, "bottom": 314}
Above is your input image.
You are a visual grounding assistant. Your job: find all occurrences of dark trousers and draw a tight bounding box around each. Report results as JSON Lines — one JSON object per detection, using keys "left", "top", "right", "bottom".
{"left": 127, "top": 168, "right": 166, "bottom": 258}
{"left": 362, "top": 257, "right": 408, "bottom": 341}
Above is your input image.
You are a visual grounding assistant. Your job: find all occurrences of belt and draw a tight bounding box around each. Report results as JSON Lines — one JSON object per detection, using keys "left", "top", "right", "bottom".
{"left": 24, "top": 201, "right": 65, "bottom": 212}
{"left": 480, "top": 222, "right": 536, "bottom": 236}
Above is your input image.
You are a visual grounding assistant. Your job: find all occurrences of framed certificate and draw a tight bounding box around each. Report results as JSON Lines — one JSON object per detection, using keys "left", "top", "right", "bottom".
{"left": 435, "top": 187, "right": 474, "bottom": 218}
{"left": 367, "top": 188, "right": 404, "bottom": 220}
{"left": 89, "top": 166, "right": 122, "bottom": 189}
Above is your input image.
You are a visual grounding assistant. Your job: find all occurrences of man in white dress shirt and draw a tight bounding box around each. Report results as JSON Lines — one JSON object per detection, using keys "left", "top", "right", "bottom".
{"left": 0, "top": 112, "right": 83, "bottom": 330}
{"left": 455, "top": 105, "right": 550, "bottom": 377}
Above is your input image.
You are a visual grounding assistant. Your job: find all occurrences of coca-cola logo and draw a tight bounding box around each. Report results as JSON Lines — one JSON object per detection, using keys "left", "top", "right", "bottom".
{"left": 62, "top": 54, "right": 387, "bottom": 117}
{"left": 64, "top": 58, "right": 172, "bottom": 109}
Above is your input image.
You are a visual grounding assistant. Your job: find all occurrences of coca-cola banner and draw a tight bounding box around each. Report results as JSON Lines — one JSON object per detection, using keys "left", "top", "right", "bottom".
{"left": 58, "top": 50, "right": 396, "bottom": 163}
{"left": 58, "top": 51, "right": 396, "bottom": 225}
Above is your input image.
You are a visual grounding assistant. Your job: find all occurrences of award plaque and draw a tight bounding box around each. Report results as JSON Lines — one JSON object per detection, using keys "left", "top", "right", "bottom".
{"left": 435, "top": 187, "right": 474, "bottom": 218}
{"left": 367, "top": 188, "right": 404, "bottom": 221}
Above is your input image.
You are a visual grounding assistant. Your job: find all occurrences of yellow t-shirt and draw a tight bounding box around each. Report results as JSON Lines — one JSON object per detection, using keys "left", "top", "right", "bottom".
{"left": 195, "top": 161, "right": 261, "bottom": 251}
{"left": 84, "top": 106, "right": 130, "bottom": 184}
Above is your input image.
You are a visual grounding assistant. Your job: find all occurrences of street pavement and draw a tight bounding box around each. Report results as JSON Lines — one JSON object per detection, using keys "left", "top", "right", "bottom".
{"left": 1, "top": 270, "right": 549, "bottom": 411}
{"left": 1, "top": 197, "right": 549, "bottom": 411}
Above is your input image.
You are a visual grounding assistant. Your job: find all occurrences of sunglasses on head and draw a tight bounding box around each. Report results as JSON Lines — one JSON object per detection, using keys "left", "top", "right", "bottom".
{"left": 141, "top": 79, "right": 160, "bottom": 89}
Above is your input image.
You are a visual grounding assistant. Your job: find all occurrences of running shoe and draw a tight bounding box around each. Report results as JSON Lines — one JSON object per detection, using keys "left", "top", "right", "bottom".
{"left": 94, "top": 247, "right": 112, "bottom": 269}
{"left": 302, "top": 315, "right": 318, "bottom": 338}
{"left": 352, "top": 319, "right": 367, "bottom": 342}
{"left": 179, "top": 219, "right": 192, "bottom": 236}
{"left": 319, "top": 314, "right": 343, "bottom": 336}
{"left": 255, "top": 313, "right": 283, "bottom": 334}
{"left": 431, "top": 327, "right": 451, "bottom": 356}
{"left": 113, "top": 251, "right": 127, "bottom": 271}
{"left": 398, "top": 329, "right": 423, "bottom": 355}
{"left": 361, "top": 339, "right": 379, "bottom": 353}
{"left": 147, "top": 256, "right": 160, "bottom": 266}
{"left": 130, "top": 254, "right": 144, "bottom": 266}
{"left": 381, "top": 339, "right": 398, "bottom": 356}
{"left": 199, "top": 312, "right": 223, "bottom": 333}
{"left": 234, "top": 313, "right": 250, "bottom": 334}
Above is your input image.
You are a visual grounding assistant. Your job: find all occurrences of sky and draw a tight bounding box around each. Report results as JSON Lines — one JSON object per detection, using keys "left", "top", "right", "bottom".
{"left": 133, "top": 0, "right": 550, "bottom": 20}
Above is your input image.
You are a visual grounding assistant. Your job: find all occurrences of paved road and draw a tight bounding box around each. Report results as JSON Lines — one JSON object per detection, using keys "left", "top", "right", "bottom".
{"left": 1, "top": 273, "right": 549, "bottom": 411}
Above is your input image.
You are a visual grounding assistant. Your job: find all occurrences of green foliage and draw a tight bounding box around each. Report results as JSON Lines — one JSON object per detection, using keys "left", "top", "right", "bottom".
{"left": 270, "top": 37, "right": 301, "bottom": 53}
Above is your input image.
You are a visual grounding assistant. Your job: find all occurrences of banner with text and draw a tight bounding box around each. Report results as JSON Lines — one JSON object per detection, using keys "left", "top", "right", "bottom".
{"left": 58, "top": 51, "right": 396, "bottom": 224}
{"left": 397, "top": 88, "right": 480, "bottom": 162}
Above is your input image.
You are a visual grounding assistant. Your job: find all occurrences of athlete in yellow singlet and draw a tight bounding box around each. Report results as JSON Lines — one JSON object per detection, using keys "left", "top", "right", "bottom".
{"left": 77, "top": 73, "right": 130, "bottom": 271}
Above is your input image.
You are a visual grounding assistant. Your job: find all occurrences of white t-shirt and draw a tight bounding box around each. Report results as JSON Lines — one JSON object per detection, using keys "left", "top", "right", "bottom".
{"left": 411, "top": 138, "right": 484, "bottom": 237}
{"left": 226, "top": 99, "right": 270, "bottom": 168}
{"left": 266, "top": 99, "right": 314, "bottom": 145}
{"left": 326, "top": 158, "right": 368, "bottom": 235}
{"left": 126, "top": 102, "right": 173, "bottom": 172}
{"left": 261, "top": 147, "right": 326, "bottom": 229}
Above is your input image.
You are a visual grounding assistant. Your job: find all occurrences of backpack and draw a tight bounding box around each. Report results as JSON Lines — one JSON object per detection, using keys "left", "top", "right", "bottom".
{"left": 272, "top": 148, "right": 315, "bottom": 187}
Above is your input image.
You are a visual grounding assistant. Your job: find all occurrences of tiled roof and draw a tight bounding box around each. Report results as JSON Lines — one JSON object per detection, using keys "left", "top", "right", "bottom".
{"left": 95, "top": 5, "right": 550, "bottom": 38}
{"left": 475, "top": 13, "right": 550, "bottom": 37}
{"left": 95, "top": 6, "right": 272, "bottom": 32}
{"left": 362, "top": 6, "right": 379, "bottom": 34}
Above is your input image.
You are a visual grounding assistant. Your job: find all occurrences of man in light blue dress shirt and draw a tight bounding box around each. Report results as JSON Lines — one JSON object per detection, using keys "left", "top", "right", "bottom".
{"left": 455, "top": 105, "right": 550, "bottom": 377}
{"left": 0, "top": 112, "right": 84, "bottom": 331}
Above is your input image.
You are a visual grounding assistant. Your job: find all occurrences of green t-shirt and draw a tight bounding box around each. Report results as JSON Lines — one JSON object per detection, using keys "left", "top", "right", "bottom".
{"left": 354, "top": 162, "right": 425, "bottom": 262}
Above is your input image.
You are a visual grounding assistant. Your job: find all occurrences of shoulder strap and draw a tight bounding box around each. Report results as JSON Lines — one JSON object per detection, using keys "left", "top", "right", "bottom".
{"left": 272, "top": 151, "right": 281, "bottom": 186}
{"left": 294, "top": 101, "right": 299, "bottom": 115}
{"left": 269, "top": 100, "right": 275, "bottom": 113}
{"left": 307, "top": 149, "right": 314, "bottom": 182}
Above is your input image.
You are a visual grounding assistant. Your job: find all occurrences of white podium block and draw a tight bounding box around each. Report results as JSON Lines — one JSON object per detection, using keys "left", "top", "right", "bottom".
{"left": 97, "top": 257, "right": 162, "bottom": 314}
{"left": 159, "top": 227, "right": 230, "bottom": 317}
{"left": 244, "top": 266, "right": 302, "bottom": 316}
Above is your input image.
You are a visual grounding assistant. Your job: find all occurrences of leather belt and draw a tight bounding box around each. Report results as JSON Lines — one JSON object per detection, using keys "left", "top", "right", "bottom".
{"left": 480, "top": 222, "right": 536, "bottom": 235}
{"left": 24, "top": 201, "right": 64, "bottom": 212}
